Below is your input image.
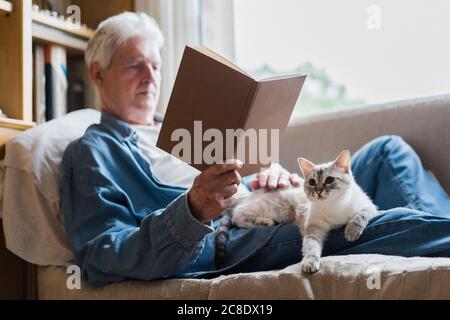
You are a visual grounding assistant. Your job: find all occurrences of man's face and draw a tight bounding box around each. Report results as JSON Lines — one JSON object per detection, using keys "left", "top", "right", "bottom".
{"left": 95, "top": 36, "right": 162, "bottom": 124}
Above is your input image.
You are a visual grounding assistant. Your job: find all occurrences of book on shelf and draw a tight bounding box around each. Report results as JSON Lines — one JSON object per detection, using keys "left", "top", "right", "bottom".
{"left": 67, "top": 56, "right": 101, "bottom": 112}
{"left": 44, "top": 44, "right": 68, "bottom": 121}
{"left": 33, "top": 44, "right": 46, "bottom": 124}
{"left": 33, "top": 44, "right": 99, "bottom": 124}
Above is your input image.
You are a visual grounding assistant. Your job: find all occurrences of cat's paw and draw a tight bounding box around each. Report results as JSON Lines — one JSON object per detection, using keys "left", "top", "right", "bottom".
{"left": 253, "top": 217, "right": 275, "bottom": 227}
{"left": 232, "top": 215, "right": 275, "bottom": 228}
{"left": 344, "top": 221, "right": 364, "bottom": 242}
{"left": 301, "top": 255, "right": 320, "bottom": 274}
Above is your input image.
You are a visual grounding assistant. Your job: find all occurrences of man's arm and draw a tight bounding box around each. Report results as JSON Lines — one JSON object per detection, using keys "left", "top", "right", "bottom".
{"left": 60, "top": 137, "right": 220, "bottom": 285}
{"left": 62, "top": 169, "right": 212, "bottom": 284}
{"left": 61, "top": 137, "right": 244, "bottom": 285}
{"left": 61, "top": 173, "right": 213, "bottom": 285}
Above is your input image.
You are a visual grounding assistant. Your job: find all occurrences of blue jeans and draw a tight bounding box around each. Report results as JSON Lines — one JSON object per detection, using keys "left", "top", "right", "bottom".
{"left": 226, "top": 135, "right": 450, "bottom": 273}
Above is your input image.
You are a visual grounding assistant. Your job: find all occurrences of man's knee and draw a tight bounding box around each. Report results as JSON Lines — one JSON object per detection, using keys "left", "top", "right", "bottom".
{"left": 365, "top": 135, "right": 410, "bottom": 159}
{"left": 373, "top": 207, "right": 429, "bottom": 220}
{"left": 371, "top": 135, "right": 404, "bottom": 150}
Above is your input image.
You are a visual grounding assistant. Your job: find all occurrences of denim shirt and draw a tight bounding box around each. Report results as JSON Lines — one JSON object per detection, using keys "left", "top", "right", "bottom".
{"left": 60, "top": 111, "right": 279, "bottom": 285}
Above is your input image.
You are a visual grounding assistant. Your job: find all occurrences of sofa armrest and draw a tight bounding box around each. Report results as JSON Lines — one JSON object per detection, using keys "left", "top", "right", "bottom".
{"left": 279, "top": 94, "right": 450, "bottom": 193}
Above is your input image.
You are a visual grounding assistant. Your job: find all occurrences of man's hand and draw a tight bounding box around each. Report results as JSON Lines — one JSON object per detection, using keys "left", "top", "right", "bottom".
{"left": 187, "top": 160, "right": 243, "bottom": 222}
{"left": 250, "top": 163, "right": 302, "bottom": 191}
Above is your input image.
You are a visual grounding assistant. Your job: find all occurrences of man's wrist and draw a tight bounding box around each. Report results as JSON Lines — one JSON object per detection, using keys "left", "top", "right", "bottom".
{"left": 187, "top": 190, "right": 207, "bottom": 224}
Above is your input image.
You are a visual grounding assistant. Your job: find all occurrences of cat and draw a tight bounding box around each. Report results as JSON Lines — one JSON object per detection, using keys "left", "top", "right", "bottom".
{"left": 297, "top": 150, "right": 378, "bottom": 273}
{"left": 214, "top": 185, "right": 309, "bottom": 269}
{"left": 214, "top": 150, "right": 378, "bottom": 274}
{"left": 214, "top": 164, "right": 310, "bottom": 269}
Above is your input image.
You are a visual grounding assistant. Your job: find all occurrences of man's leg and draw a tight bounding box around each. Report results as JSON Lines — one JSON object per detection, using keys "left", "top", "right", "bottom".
{"left": 324, "top": 208, "right": 450, "bottom": 257}
{"left": 351, "top": 135, "right": 450, "bottom": 217}
{"left": 219, "top": 135, "right": 450, "bottom": 274}
{"left": 229, "top": 207, "right": 450, "bottom": 273}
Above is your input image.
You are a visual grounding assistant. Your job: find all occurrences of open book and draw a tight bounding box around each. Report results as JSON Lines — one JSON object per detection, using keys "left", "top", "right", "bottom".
{"left": 156, "top": 46, "right": 306, "bottom": 176}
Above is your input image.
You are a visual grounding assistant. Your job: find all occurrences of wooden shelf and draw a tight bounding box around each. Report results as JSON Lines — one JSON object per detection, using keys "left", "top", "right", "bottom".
{"left": 0, "top": 0, "right": 12, "bottom": 13}
{"left": 32, "top": 22, "right": 89, "bottom": 53}
{"left": 0, "top": 118, "right": 34, "bottom": 153}
{"left": 31, "top": 9, "right": 94, "bottom": 52}
{"left": 0, "top": 118, "right": 35, "bottom": 130}
{"left": 31, "top": 10, "right": 95, "bottom": 53}
{"left": 31, "top": 11, "right": 94, "bottom": 39}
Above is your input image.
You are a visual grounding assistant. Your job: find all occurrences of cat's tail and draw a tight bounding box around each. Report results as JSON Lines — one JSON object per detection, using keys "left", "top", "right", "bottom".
{"left": 214, "top": 208, "right": 233, "bottom": 270}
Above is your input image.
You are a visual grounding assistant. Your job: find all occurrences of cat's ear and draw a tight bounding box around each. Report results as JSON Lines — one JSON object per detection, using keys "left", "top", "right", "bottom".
{"left": 333, "top": 150, "right": 351, "bottom": 173}
{"left": 297, "top": 158, "right": 315, "bottom": 178}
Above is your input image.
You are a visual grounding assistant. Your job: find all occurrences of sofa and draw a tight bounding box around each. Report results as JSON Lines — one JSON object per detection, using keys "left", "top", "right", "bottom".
{"left": 1, "top": 94, "right": 449, "bottom": 299}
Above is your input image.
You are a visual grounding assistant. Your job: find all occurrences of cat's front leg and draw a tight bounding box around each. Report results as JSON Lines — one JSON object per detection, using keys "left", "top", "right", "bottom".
{"left": 344, "top": 207, "right": 378, "bottom": 242}
{"left": 300, "top": 227, "right": 326, "bottom": 274}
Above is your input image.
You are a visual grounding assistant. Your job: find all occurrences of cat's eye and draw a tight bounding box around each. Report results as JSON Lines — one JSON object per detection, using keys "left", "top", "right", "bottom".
{"left": 308, "top": 179, "right": 316, "bottom": 186}
{"left": 325, "top": 177, "right": 335, "bottom": 184}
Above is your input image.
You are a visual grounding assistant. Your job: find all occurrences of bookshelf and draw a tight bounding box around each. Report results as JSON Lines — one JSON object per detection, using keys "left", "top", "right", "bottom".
{"left": 32, "top": 10, "right": 94, "bottom": 39}
{"left": 0, "top": 0, "right": 33, "bottom": 124}
{"left": 0, "top": 0, "right": 136, "bottom": 300}
{"left": 0, "top": 0, "right": 133, "bottom": 148}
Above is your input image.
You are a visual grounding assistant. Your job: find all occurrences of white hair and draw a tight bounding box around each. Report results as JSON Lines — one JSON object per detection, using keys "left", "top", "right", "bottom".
{"left": 85, "top": 12, "right": 164, "bottom": 69}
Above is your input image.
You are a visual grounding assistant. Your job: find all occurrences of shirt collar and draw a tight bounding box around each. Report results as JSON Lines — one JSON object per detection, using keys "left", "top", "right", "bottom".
{"left": 100, "top": 111, "right": 139, "bottom": 144}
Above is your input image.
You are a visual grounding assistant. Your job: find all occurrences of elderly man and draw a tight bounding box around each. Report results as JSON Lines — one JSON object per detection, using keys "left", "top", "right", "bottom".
{"left": 60, "top": 12, "right": 450, "bottom": 285}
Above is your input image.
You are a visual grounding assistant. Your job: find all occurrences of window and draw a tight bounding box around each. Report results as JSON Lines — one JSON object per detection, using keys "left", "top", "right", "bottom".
{"left": 201, "top": 0, "right": 450, "bottom": 116}
{"left": 199, "top": 0, "right": 235, "bottom": 61}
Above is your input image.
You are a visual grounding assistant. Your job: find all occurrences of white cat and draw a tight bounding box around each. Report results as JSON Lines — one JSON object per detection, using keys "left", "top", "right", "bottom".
{"left": 297, "top": 150, "right": 378, "bottom": 273}
{"left": 214, "top": 150, "right": 378, "bottom": 274}
{"left": 214, "top": 175, "right": 309, "bottom": 269}
{"left": 230, "top": 183, "right": 309, "bottom": 230}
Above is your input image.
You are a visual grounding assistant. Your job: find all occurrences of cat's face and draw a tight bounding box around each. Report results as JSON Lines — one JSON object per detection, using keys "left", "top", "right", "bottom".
{"left": 297, "top": 150, "right": 353, "bottom": 202}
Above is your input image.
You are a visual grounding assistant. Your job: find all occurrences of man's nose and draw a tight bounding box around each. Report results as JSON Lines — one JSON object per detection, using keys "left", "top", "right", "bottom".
{"left": 142, "top": 64, "right": 156, "bottom": 84}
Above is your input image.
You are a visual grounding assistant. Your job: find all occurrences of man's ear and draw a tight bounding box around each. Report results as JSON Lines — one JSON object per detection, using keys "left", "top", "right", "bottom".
{"left": 297, "top": 157, "right": 315, "bottom": 178}
{"left": 89, "top": 62, "right": 104, "bottom": 87}
{"left": 333, "top": 150, "right": 351, "bottom": 173}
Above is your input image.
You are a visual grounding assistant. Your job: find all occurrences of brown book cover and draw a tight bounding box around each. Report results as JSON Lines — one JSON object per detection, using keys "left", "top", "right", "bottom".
{"left": 156, "top": 46, "right": 306, "bottom": 176}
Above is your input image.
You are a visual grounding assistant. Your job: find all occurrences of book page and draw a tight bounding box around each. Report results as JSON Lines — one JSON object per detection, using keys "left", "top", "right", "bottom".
{"left": 240, "top": 75, "right": 306, "bottom": 174}
{"left": 260, "top": 73, "right": 304, "bottom": 81}
{"left": 193, "top": 46, "right": 250, "bottom": 76}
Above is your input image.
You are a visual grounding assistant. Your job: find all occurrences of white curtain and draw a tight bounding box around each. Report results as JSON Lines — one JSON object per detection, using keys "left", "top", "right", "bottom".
{"left": 200, "top": 0, "right": 235, "bottom": 62}
{"left": 134, "top": 0, "right": 202, "bottom": 115}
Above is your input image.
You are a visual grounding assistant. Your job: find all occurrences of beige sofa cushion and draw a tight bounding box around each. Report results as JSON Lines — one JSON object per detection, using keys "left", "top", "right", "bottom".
{"left": 1, "top": 109, "right": 101, "bottom": 266}
{"left": 38, "top": 254, "right": 450, "bottom": 299}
